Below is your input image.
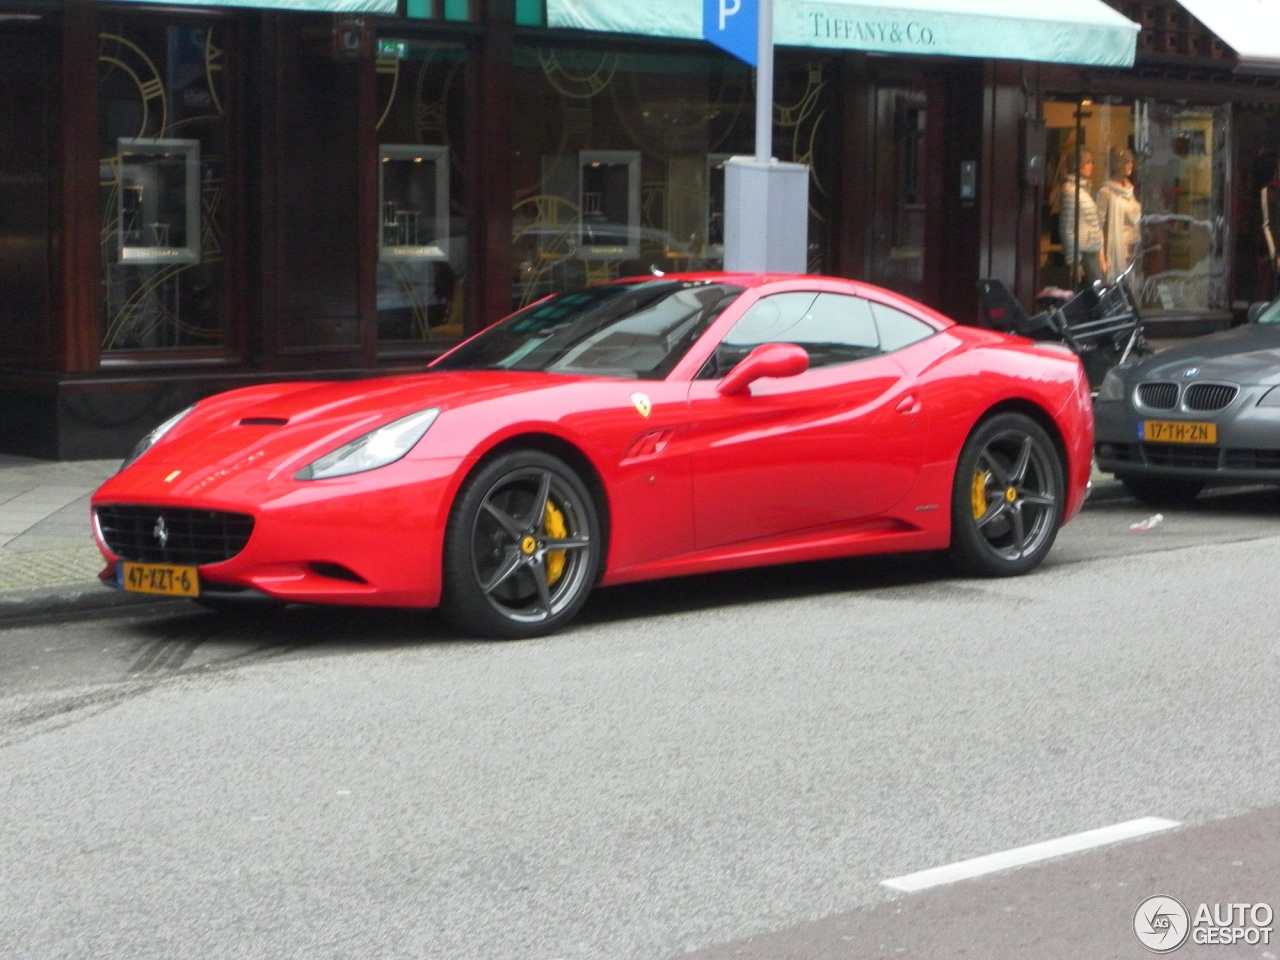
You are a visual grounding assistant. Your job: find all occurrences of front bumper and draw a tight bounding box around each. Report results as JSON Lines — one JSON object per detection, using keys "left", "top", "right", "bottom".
{"left": 91, "top": 455, "right": 463, "bottom": 608}
{"left": 1094, "top": 394, "right": 1280, "bottom": 483}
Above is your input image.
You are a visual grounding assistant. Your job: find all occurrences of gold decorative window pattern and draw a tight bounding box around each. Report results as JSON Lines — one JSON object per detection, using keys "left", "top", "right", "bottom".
{"left": 98, "top": 22, "right": 227, "bottom": 353}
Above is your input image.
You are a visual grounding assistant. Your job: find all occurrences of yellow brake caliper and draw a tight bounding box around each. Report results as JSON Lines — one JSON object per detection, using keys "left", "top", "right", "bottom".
{"left": 971, "top": 469, "right": 988, "bottom": 520}
{"left": 543, "top": 500, "right": 567, "bottom": 585}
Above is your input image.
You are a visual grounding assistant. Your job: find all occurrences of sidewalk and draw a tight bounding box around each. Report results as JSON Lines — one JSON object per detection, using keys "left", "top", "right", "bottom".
{"left": 0, "top": 452, "right": 1128, "bottom": 625}
{"left": 0, "top": 454, "right": 157, "bottom": 621}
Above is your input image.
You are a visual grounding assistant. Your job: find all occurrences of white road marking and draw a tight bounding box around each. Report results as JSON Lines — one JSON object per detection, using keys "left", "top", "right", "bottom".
{"left": 881, "top": 816, "right": 1181, "bottom": 892}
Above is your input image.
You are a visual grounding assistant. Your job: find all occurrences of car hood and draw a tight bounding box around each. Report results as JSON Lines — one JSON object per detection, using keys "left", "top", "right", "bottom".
{"left": 1133, "top": 324, "right": 1280, "bottom": 385}
{"left": 117, "top": 370, "right": 590, "bottom": 483}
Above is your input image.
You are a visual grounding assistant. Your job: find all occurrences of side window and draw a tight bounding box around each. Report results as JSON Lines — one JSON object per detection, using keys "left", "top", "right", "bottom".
{"left": 698, "top": 291, "right": 882, "bottom": 378}
{"left": 871, "top": 302, "right": 936, "bottom": 352}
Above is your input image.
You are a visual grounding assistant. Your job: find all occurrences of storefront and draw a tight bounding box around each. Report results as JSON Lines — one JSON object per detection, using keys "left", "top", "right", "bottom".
{"left": 1, "top": 0, "right": 1142, "bottom": 459}
{"left": 1043, "top": 1, "right": 1280, "bottom": 335}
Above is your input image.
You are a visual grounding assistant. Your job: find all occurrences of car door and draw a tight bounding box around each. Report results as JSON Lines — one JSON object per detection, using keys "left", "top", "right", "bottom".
{"left": 687, "top": 289, "right": 930, "bottom": 551}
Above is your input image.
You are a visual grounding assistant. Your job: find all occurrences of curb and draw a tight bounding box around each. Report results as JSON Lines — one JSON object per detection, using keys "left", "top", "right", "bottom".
{"left": 0, "top": 581, "right": 180, "bottom": 624}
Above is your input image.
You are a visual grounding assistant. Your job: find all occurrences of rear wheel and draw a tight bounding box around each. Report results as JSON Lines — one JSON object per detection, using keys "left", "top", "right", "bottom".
{"left": 440, "top": 450, "right": 600, "bottom": 639}
{"left": 949, "top": 413, "right": 1064, "bottom": 577}
{"left": 1120, "top": 476, "right": 1203, "bottom": 506}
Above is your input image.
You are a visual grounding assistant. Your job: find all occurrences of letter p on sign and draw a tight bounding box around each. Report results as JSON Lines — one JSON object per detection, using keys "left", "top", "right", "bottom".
{"left": 703, "top": 0, "right": 758, "bottom": 65}
{"left": 719, "top": 0, "right": 741, "bottom": 30}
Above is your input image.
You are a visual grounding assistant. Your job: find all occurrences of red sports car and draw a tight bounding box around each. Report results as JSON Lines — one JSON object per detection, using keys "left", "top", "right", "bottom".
{"left": 91, "top": 273, "right": 1094, "bottom": 638}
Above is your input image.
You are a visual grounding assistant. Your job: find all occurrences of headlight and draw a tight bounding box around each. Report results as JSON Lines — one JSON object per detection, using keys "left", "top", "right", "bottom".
{"left": 295, "top": 408, "right": 440, "bottom": 481}
{"left": 120, "top": 404, "right": 196, "bottom": 471}
{"left": 1258, "top": 386, "right": 1280, "bottom": 407}
{"left": 1096, "top": 368, "right": 1127, "bottom": 402}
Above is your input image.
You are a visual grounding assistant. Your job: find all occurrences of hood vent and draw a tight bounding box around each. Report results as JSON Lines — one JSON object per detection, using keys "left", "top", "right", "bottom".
{"left": 239, "top": 417, "right": 289, "bottom": 426}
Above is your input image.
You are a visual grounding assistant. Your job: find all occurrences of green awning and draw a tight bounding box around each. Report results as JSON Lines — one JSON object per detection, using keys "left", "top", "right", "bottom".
{"left": 120, "top": 0, "right": 396, "bottom": 11}
{"left": 547, "top": 0, "right": 1139, "bottom": 68}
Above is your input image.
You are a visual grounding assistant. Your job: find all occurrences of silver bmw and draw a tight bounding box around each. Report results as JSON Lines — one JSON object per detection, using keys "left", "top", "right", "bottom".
{"left": 1094, "top": 302, "right": 1280, "bottom": 504}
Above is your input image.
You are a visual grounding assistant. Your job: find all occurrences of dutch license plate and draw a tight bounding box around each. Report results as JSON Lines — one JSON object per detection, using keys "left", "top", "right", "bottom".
{"left": 117, "top": 561, "right": 200, "bottom": 597}
{"left": 1141, "top": 419, "right": 1217, "bottom": 444}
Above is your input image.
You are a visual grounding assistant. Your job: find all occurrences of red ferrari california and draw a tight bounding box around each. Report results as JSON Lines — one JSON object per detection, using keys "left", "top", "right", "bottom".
{"left": 91, "top": 273, "right": 1094, "bottom": 638}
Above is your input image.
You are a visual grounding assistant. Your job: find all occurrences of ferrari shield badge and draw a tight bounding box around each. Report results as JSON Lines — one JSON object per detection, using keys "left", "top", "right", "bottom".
{"left": 630, "top": 392, "right": 652, "bottom": 418}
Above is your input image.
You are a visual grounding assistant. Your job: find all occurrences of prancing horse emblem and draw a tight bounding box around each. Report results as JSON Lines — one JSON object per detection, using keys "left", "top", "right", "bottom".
{"left": 153, "top": 515, "right": 169, "bottom": 548}
{"left": 630, "top": 392, "right": 652, "bottom": 418}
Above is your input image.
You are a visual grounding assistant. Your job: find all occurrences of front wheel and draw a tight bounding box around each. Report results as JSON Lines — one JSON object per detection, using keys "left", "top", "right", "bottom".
{"left": 949, "top": 413, "right": 1065, "bottom": 577}
{"left": 440, "top": 450, "right": 601, "bottom": 639}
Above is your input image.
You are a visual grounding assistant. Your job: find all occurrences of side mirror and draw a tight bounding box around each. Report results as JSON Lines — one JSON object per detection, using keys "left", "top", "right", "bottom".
{"left": 717, "top": 342, "right": 810, "bottom": 396}
{"left": 1247, "top": 301, "right": 1273, "bottom": 324}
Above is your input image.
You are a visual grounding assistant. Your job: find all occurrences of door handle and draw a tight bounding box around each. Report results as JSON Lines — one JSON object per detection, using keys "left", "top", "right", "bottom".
{"left": 896, "top": 394, "right": 921, "bottom": 415}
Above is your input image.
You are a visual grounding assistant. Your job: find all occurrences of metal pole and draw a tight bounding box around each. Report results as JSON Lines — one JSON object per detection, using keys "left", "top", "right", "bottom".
{"left": 755, "top": 0, "right": 773, "bottom": 163}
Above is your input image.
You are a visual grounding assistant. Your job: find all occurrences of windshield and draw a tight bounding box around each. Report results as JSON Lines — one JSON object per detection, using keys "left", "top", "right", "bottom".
{"left": 431, "top": 280, "right": 744, "bottom": 380}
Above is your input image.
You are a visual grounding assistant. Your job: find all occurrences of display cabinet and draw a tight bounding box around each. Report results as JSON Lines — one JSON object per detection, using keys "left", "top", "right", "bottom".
{"left": 116, "top": 138, "right": 201, "bottom": 265}
{"left": 379, "top": 144, "right": 450, "bottom": 261}
{"left": 578, "top": 150, "right": 640, "bottom": 260}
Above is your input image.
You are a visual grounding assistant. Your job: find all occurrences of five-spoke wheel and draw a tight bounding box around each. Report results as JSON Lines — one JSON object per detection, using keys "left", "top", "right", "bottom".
{"left": 949, "top": 413, "right": 1064, "bottom": 576}
{"left": 441, "top": 450, "right": 600, "bottom": 638}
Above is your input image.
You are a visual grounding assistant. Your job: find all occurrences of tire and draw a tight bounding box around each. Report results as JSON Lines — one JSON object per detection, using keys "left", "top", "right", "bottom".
{"left": 440, "top": 450, "right": 601, "bottom": 639}
{"left": 949, "top": 413, "right": 1065, "bottom": 577}
{"left": 1119, "top": 476, "right": 1203, "bottom": 506}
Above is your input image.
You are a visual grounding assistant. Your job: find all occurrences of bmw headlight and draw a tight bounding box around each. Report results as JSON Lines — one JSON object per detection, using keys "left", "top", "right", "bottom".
{"left": 295, "top": 408, "right": 440, "bottom": 481}
{"left": 1258, "top": 386, "right": 1280, "bottom": 407}
{"left": 1096, "top": 368, "right": 1127, "bottom": 402}
{"left": 120, "top": 404, "right": 196, "bottom": 472}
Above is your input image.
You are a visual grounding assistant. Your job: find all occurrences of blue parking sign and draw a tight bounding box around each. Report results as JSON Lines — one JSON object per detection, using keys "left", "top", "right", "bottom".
{"left": 703, "top": 0, "right": 758, "bottom": 67}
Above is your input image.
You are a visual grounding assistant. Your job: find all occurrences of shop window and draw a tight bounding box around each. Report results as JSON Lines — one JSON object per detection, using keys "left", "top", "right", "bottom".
{"left": 1041, "top": 96, "right": 1230, "bottom": 317}
{"left": 98, "top": 22, "right": 229, "bottom": 353}
{"left": 375, "top": 38, "right": 468, "bottom": 345}
{"left": 510, "top": 46, "right": 832, "bottom": 310}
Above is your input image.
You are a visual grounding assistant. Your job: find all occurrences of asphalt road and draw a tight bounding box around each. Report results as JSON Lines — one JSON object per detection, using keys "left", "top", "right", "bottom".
{"left": 1, "top": 488, "right": 1278, "bottom": 959}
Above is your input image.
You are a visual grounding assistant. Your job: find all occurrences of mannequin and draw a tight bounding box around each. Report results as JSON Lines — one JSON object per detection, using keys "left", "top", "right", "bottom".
{"left": 1059, "top": 148, "right": 1108, "bottom": 287}
{"left": 1097, "top": 147, "right": 1142, "bottom": 287}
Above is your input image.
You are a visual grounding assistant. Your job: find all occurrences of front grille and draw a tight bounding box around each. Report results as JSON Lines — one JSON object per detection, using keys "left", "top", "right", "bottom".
{"left": 1101, "top": 442, "right": 1280, "bottom": 473}
{"left": 95, "top": 505, "right": 254, "bottom": 565}
{"left": 1140, "top": 443, "right": 1221, "bottom": 469}
{"left": 1136, "top": 382, "right": 1178, "bottom": 410}
{"left": 1184, "top": 383, "right": 1237, "bottom": 411}
{"left": 1223, "top": 449, "right": 1280, "bottom": 470}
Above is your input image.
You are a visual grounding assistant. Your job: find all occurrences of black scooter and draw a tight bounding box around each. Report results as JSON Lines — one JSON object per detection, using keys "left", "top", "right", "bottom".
{"left": 977, "top": 255, "right": 1150, "bottom": 389}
